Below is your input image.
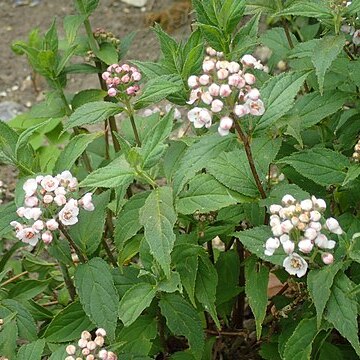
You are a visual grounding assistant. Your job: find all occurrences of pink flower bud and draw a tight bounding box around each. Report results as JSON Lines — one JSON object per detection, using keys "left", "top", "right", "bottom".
{"left": 228, "top": 61, "right": 240, "bottom": 73}
{"left": 112, "top": 77, "right": 120, "bottom": 86}
{"left": 96, "top": 328, "right": 107, "bottom": 337}
{"left": 86, "top": 341, "right": 96, "bottom": 351}
{"left": 121, "top": 74, "right": 130, "bottom": 83}
{"left": 102, "top": 72, "right": 110, "bottom": 80}
{"left": 65, "top": 357, "right": 75, "bottom": 360}
{"left": 309, "top": 221, "right": 322, "bottom": 232}
{"left": 282, "top": 240, "right": 295, "bottom": 254}
{"left": 107, "top": 88, "right": 117, "bottom": 97}
{"left": 98, "top": 350, "right": 108, "bottom": 360}
{"left": 304, "top": 228, "right": 317, "bottom": 240}
{"left": 234, "top": 104, "right": 249, "bottom": 117}
{"left": 78, "top": 338, "right": 88, "bottom": 348}
{"left": 245, "top": 88, "right": 260, "bottom": 101}
{"left": 322, "top": 252, "right": 334, "bottom": 265}
{"left": 36, "top": 175, "right": 44, "bottom": 184}
{"left": 210, "top": 99, "right": 223, "bottom": 113}
{"left": 66, "top": 345, "right": 76, "bottom": 355}
{"left": 241, "top": 54, "right": 258, "bottom": 66}
{"left": 311, "top": 196, "right": 326, "bottom": 211}
{"left": 25, "top": 196, "right": 39, "bottom": 207}
{"left": 202, "top": 60, "right": 215, "bottom": 72}
{"left": 216, "top": 60, "right": 229, "bottom": 70}
{"left": 300, "top": 199, "right": 313, "bottom": 211}
{"left": 228, "top": 74, "right": 245, "bottom": 88}
{"left": 310, "top": 211, "right": 321, "bottom": 222}
{"left": 281, "top": 220, "right": 293, "bottom": 233}
{"left": 219, "top": 84, "right": 232, "bottom": 97}
{"left": 199, "top": 74, "right": 210, "bottom": 86}
{"left": 23, "top": 178, "right": 38, "bottom": 197}
{"left": 269, "top": 204, "right": 282, "bottom": 214}
{"left": 82, "top": 348, "right": 90, "bottom": 356}
{"left": 217, "top": 69, "right": 229, "bottom": 80}
{"left": 243, "top": 73, "right": 256, "bottom": 85}
{"left": 33, "top": 220, "right": 44, "bottom": 231}
{"left": 121, "top": 64, "right": 130, "bottom": 72}
{"left": 325, "top": 218, "right": 343, "bottom": 235}
{"left": 54, "top": 195, "right": 67, "bottom": 206}
{"left": 208, "top": 83, "right": 220, "bottom": 97}
{"left": 126, "top": 85, "right": 140, "bottom": 96}
{"left": 265, "top": 237, "right": 280, "bottom": 251}
{"left": 201, "top": 92, "right": 213, "bottom": 105}
{"left": 46, "top": 219, "right": 59, "bottom": 231}
{"left": 16, "top": 207, "right": 26, "bottom": 217}
{"left": 42, "top": 231, "right": 53, "bottom": 244}
{"left": 43, "top": 194, "right": 54, "bottom": 204}
{"left": 95, "top": 335, "right": 104, "bottom": 347}
{"left": 86, "top": 355, "right": 95, "bottom": 360}
{"left": 298, "top": 239, "right": 314, "bottom": 253}
{"left": 132, "top": 71, "right": 142, "bottom": 81}
{"left": 219, "top": 116, "right": 233, "bottom": 131}
{"left": 206, "top": 47, "right": 217, "bottom": 56}
{"left": 315, "top": 234, "right": 328, "bottom": 248}
{"left": 187, "top": 75, "right": 198, "bottom": 88}
{"left": 280, "top": 234, "right": 289, "bottom": 243}
{"left": 270, "top": 215, "right": 281, "bottom": 227}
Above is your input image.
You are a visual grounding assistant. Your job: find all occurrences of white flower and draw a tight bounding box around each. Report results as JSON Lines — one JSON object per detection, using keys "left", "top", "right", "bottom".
{"left": 282, "top": 194, "right": 296, "bottom": 206}
{"left": 42, "top": 231, "right": 53, "bottom": 244}
{"left": 298, "top": 239, "right": 314, "bottom": 253}
{"left": 32, "top": 220, "right": 44, "bottom": 231}
{"left": 208, "top": 83, "right": 220, "bottom": 97}
{"left": 269, "top": 204, "right": 282, "bottom": 214}
{"left": 314, "top": 234, "right": 328, "bottom": 248}
{"left": 228, "top": 61, "right": 241, "bottom": 73}
{"left": 279, "top": 234, "right": 290, "bottom": 243}
{"left": 300, "top": 199, "right": 313, "bottom": 211}
{"left": 187, "top": 89, "right": 202, "bottom": 104}
{"left": 199, "top": 74, "right": 210, "bottom": 86}
{"left": 309, "top": 221, "right": 322, "bottom": 232}
{"left": 245, "top": 99, "right": 265, "bottom": 116}
{"left": 79, "top": 193, "right": 95, "bottom": 211}
{"left": 201, "top": 92, "right": 213, "bottom": 105}
{"left": 218, "top": 116, "right": 233, "bottom": 136}
{"left": 272, "top": 224, "right": 283, "bottom": 237}
{"left": 41, "top": 175, "right": 59, "bottom": 192}
{"left": 23, "top": 178, "right": 38, "bottom": 197}
{"left": 217, "top": 68, "right": 229, "bottom": 80}
{"left": 59, "top": 199, "right": 79, "bottom": 226}
{"left": 16, "top": 227, "right": 40, "bottom": 246}
{"left": 43, "top": 194, "right": 54, "bottom": 204}
{"left": 325, "top": 218, "right": 343, "bottom": 235}
{"left": 234, "top": 104, "right": 249, "bottom": 117}
{"left": 187, "top": 75, "right": 198, "bottom": 88}
{"left": 243, "top": 73, "right": 256, "bottom": 85}
{"left": 304, "top": 228, "right": 317, "bottom": 241}
{"left": 211, "top": 99, "right": 224, "bottom": 113}
{"left": 24, "top": 196, "right": 39, "bottom": 207}
{"left": 23, "top": 207, "right": 42, "bottom": 221}
{"left": 187, "top": 107, "right": 212, "bottom": 129}
{"left": 245, "top": 88, "right": 260, "bottom": 101}
{"left": 10, "top": 221, "right": 23, "bottom": 232}
{"left": 241, "top": 54, "right": 258, "bottom": 67}
{"left": 46, "top": 219, "right": 59, "bottom": 231}
{"left": 264, "top": 237, "right": 280, "bottom": 256}
{"left": 283, "top": 253, "right": 308, "bottom": 277}
{"left": 228, "top": 74, "right": 245, "bottom": 88}
{"left": 311, "top": 196, "right": 326, "bottom": 211}
{"left": 281, "top": 220, "right": 293, "bottom": 233}
{"left": 270, "top": 215, "right": 281, "bottom": 227}
{"left": 310, "top": 210, "right": 321, "bottom": 222}
{"left": 219, "top": 84, "right": 232, "bottom": 97}
{"left": 322, "top": 252, "right": 334, "bottom": 265}
{"left": 55, "top": 187, "right": 66, "bottom": 196}
{"left": 203, "top": 59, "right": 215, "bottom": 72}
{"left": 282, "top": 240, "right": 295, "bottom": 254}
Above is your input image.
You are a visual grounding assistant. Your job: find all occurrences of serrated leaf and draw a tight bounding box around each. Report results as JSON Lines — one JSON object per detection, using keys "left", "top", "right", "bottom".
{"left": 176, "top": 173, "right": 245, "bottom": 214}
{"left": 245, "top": 0, "right": 279, "bottom": 15}
{"left": 95, "top": 42, "right": 119, "bottom": 65}
{"left": 342, "top": 164, "right": 360, "bottom": 186}
{"left": 0, "top": 202, "right": 17, "bottom": 237}
{"left": 283, "top": 317, "right": 318, "bottom": 360}
{"left": 117, "top": 315, "right": 157, "bottom": 355}
{"left": 140, "top": 108, "right": 174, "bottom": 169}
{"left": 279, "top": 148, "right": 350, "bottom": 186}
{"left": 195, "top": 254, "right": 220, "bottom": 328}
{"left": 233, "top": 226, "right": 285, "bottom": 266}
{"left": 134, "top": 75, "right": 183, "bottom": 110}
{"left": 53, "top": 132, "right": 102, "bottom": 173}
{"left": 8, "top": 279, "right": 49, "bottom": 300}
{"left": 245, "top": 256, "right": 269, "bottom": 339}
{"left": 118, "top": 283, "right": 156, "bottom": 327}
{"left": 173, "top": 133, "right": 237, "bottom": 195}
{"left": 71, "top": 89, "right": 107, "bottom": 110}
{"left": 74, "top": 0, "right": 99, "bottom": 15}
{"left": 75, "top": 257, "right": 119, "bottom": 340}
{"left": 159, "top": 293, "right": 204, "bottom": 359}
{"left": 44, "top": 301, "right": 94, "bottom": 342}
{"left": 256, "top": 72, "right": 309, "bottom": 130}
{"left": 80, "top": 154, "right": 135, "bottom": 188}
{"left": 114, "top": 191, "right": 150, "bottom": 253}
{"left": 325, "top": 272, "right": 360, "bottom": 356}
{"left": 276, "top": 1, "right": 332, "bottom": 19}
{"left": 68, "top": 191, "right": 110, "bottom": 255}
{"left": 63, "top": 101, "right": 123, "bottom": 131}
{"left": 63, "top": 15, "right": 85, "bottom": 44}
{"left": 163, "top": 140, "right": 188, "bottom": 182}
{"left": 17, "top": 339, "right": 45, "bottom": 360}
{"left": 172, "top": 244, "right": 201, "bottom": 306}
{"left": 307, "top": 263, "right": 342, "bottom": 327}
{"left": 311, "top": 35, "right": 346, "bottom": 94}
{"left": 139, "top": 187, "right": 177, "bottom": 278}
{"left": 1, "top": 299, "right": 37, "bottom": 341}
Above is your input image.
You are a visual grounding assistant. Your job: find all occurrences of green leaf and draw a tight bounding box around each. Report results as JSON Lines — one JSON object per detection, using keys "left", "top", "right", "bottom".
{"left": 8, "top": 279, "right": 49, "bottom": 300}
{"left": 283, "top": 317, "right": 319, "bottom": 360}
{"left": 56, "top": 44, "right": 79, "bottom": 76}
{"left": 245, "top": 256, "right": 269, "bottom": 339}
{"left": 343, "top": 165, "right": 360, "bottom": 186}
{"left": 134, "top": 75, "right": 183, "bottom": 110}
{"left": 311, "top": 35, "right": 346, "bottom": 94}
{"left": 1, "top": 299, "right": 37, "bottom": 341}
{"left": 74, "top": 0, "right": 99, "bottom": 15}
{"left": 117, "top": 315, "right": 157, "bottom": 356}
{"left": 0, "top": 317, "right": 17, "bottom": 359}
{"left": 325, "top": 272, "right": 360, "bottom": 356}
{"left": 95, "top": 42, "right": 119, "bottom": 65}
{"left": 158, "top": 271, "right": 182, "bottom": 293}
{"left": 173, "top": 133, "right": 237, "bottom": 195}
{"left": 245, "top": 0, "right": 279, "bottom": 15}
{"left": 318, "top": 343, "right": 344, "bottom": 360}
{"left": 0, "top": 202, "right": 17, "bottom": 237}
{"left": 176, "top": 173, "right": 245, "bottom": 214}
{"left": 112, "top": 267, "right": 142, "bottom": 298}
{"left": 159, "top": 293, "right": 204, "bottom": 359}
{"left": 71, "top": 89, "right": 107, "bottom": 110}
{"left": 53, "top": 132, "right": 102, "bottom": 173}
{"left": 119, "top": 31, "right": 137, "bottom": 60}
{"left": 279, "top": 148, "right": 350, "bottom": 186}
{"left": 17, "top": 339, "right": 45, "bottom": 360}
{"left": 80, "top": 154, "right": 135, "bottom": 188}
{"left": 139, "top": 186, "right": 177, "bottom": 278}
{"left": 307, "top": 263, "right": 342, "bottom": 327}
{"left": 75, "top": 257, "right": 119, "bottom": 340}
{"left": 163, "top": 140, "right": 188, "bottom": 182}
{"left": 276, "top": 1, "right": 332, "bottom": 20}
{"left": 118, "top": 283, "right": 156, "bottom": 327}
{"left": 256, "top": 72, "right": 309, "bottom": 130}
{"left": 172, "top": 244, "right": 201, "bottom": 306}
{"left": 44, "top": 301, "right": 94, "bottom": 342}
{"left": 114, "top": 191, "right": 150, "bottom": 253}
{"left": 198, "top": 24, "right": 228, "bottom": 54}
{"left": 63, "top": 101, "right": 123, "bottom": 131}
{"left": 63, "top": 15, "right": 85, "bottom": 44}
{"left": 195, "top": 254, "right": 220, "bottom": 328}
{"left": 140, "top": 109, "right": 174, "bottom": 169}
{"left": 233, "top": 226, "right": 285, "bottom": 266}
{"left": 68, "top": 191, "right": 110, "bottom": 255}
{"left": 219, "top": 0, "right": 245, "bottom": 34}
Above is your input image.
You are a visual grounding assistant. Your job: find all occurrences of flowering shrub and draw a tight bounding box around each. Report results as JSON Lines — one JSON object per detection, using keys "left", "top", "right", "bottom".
{"left": 0, "top": 0, "right": 360, "bottom": 359}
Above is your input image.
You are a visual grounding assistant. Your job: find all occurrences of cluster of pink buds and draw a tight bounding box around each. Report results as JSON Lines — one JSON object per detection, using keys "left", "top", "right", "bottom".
{"left": 102, "top": 63, "right": 141, "bottom": 98}
{"left": 10, "top": 171, "right": 94, "bottom": 247}
{"left": 265, "top": 194, "right": 343, "bottom": 277}
{"left": 187, "top": 46, "right": 265, "bottom": 136}
{"left": 65, "top": 328, "right": 117, "bottom": 360}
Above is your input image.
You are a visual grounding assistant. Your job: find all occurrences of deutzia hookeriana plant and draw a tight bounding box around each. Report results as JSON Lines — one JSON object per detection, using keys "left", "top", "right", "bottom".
{"left": 186, "top": 47, "right": 265, "bottom": 136}
{"left": 265, "top": 194, "right": 343, "bottom": 277}
{"left": 10, "top": 171, "right": 94, "bottom": 247}
{"left": 65, "top": 328, "right": 117, "bottom": 360}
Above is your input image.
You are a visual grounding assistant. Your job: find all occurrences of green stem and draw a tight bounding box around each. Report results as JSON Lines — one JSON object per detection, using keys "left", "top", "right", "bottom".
{"left": 59, "top": 223, "right": 87, "bottom": 263}
{"left": 59, "top": 262, "right": 76, "bottom": 301}
{"left": 124, "top": 98, "right": 141, "bottom": 147}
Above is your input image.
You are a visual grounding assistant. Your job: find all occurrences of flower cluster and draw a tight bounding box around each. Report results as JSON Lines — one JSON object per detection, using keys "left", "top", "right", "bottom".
{"left": 65, "top": 328, "right": 117, "bottom": 360}
{"left": 265, "top": 194, "right": 343, "bottom": 277}
{"left": 102, "top": 63, "right": 141, "bottom": 98}
{"left": 10, "top": 171, "right": 94, "bottom": 247}
{"left": 352, "top": 137, "right": 360, "bottom": 162}
{"left": 93, "top": 27, "right": 120, "bottom": 47}
{"left": 187, "top": 47, "right": 265, "bottom": 136}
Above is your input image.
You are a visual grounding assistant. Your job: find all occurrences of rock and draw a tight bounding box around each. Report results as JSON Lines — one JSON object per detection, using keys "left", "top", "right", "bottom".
{"left": 0, "top": 101, "right": 26, "bottom": 122}
{"left": 120, "top": 0, "right": 148, "bottom": 8}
